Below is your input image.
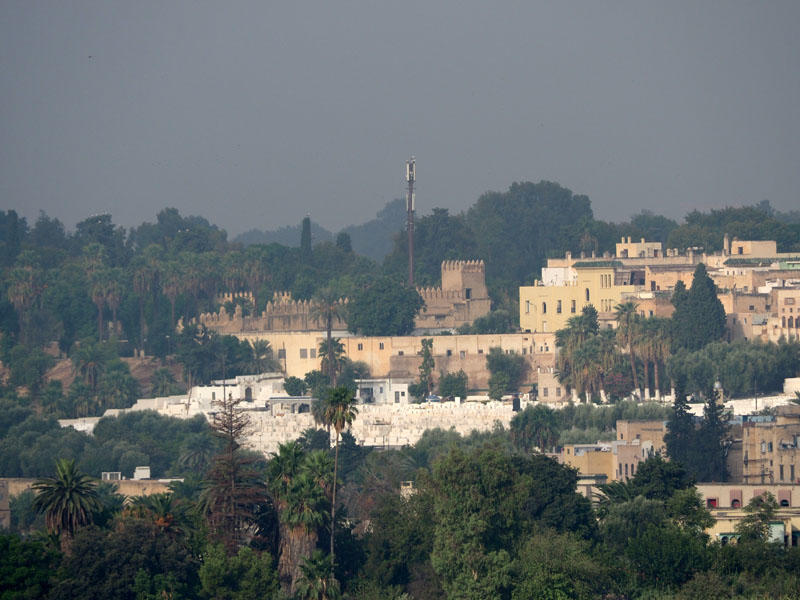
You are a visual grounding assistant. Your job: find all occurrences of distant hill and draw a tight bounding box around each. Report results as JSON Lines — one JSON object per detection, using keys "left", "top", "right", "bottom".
{"left": 234, "top": 198, "right": 407, "bottom": 262}
{"left": 340, "top": 198, "right": 406, "bottom": 262}
{"left": 236, "top": 221, "right": 333, "bottom": 247}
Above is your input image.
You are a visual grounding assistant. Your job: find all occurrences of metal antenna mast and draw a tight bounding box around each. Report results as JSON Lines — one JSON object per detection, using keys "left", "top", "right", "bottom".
{"left": 406, "top": 156, "right": 416, "bottom": 286}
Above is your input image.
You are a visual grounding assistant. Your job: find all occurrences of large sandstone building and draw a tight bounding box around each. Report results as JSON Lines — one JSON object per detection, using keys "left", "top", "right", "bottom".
{"left": 199, "top": 259, "right": 491, "bottom": 336}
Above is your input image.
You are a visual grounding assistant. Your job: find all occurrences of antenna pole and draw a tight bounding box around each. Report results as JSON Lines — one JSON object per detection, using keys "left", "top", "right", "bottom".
{"left": 406, "top": 157, "right": 415, "bottom": 286}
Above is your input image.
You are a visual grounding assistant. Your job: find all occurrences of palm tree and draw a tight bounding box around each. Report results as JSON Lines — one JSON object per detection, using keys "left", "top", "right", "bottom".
{"left": 131, "top": 245, "right": 161, "bottom": 353}
{"left": 32, "top": 458, "right": 101, "bottom": 553}
{"left": 160, "top": 259, "right": 183, "bottom": 331}
{"left": 317, "top": 338, "right": 345, "bottom": 386}
{"left": 127, "top": 492, "right": 189, "bottom": 537}
{"left": 6, "top": 261, "right": 42, "bottom": 344}
{"left": 267, "top": 442, "right": 327, "bottom": 594}
{"left": 249, "top": 339, "right": 279, "bottom": 374}
{"left": 322, "top": 386, "right": 358, "bottom": 572}
{"left": 615, "top": 301, "right": 641, "bottom": 399}
{"left": 89, "top": 269, "right": 110, "bottom": 341}
{"left": 295, "top": 550, "right": 341, "bottom": 600}
{"left": 310, "top": 288, "right": 346, "bottom": 383}
{"left": 104, "top": 267, "right": 124, "bottom": 338}
{"left": 650, "top": 318, "right": 672, "bottom": 400}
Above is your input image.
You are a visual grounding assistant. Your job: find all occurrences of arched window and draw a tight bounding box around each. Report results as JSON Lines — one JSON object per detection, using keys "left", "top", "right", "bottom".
{"left": 781, "top": 499, "right": 790, "bottom": 507}
{"left": 731, "top": 499, "right": 741, "bottom": 508}
{"left": 783, "top": 317, "right": 787, "bottom": 327}
{"left": 789, "top": 317, "right": 795, "bottom": 329}
{"left": 245, "top": 387, "right": 253, "bottom": 401}
{"left": 585, "top": 288, "right": 590, "bottom": 302}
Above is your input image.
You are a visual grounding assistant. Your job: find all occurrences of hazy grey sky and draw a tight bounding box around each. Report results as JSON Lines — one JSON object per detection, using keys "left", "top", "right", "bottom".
{"left": 2, "top": 1, "right": 798, "bottom": 236}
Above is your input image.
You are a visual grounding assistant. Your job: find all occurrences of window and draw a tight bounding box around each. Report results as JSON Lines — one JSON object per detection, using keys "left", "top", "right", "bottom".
{"left": 395, "top": 391, "right": 400, "bottom": 403}
{"left": 571, "top": 299, "right": 576, "bottom": 313}
{"left": 460, "top": 350, "right": 466, "bottom": 359}
{"left": 446, "top": 349, "right": 452, "bottom": 356}
{"left": 310, "top": 349, "right": 316, "bottom": 358}
{"left": 707, "top": 498, "right": 718, "bottom": 508}
{"left": 379, "top": 342, "right": 384, "bottom": 350}
{"left": 212, "top": 392, "right": 216, "bottom": 401}
{"left": 525, "top": 300, "right": 530, "bottom": 314}
{"left": 398, "top": 351, "right": 404, "bottom": 356}
{"left": 465, "top": 288, "right": 472, "bottom": 299}
{"left": 277, "top": 348, "right": 286, "bottom": 359}
{"left": 300, "top": 348, "right": 307, "bottom": 358}
{"left": 557, "top": 300, "right": 562, "bottom": 314}
{"left": 792, "top": 465, "right": 796, "bottom": 481}
{"left": 556, "top": 387, "right": 561, "bottom": 397}
{"left": 357, "top": 343, "right": 363, "bottom": 351}
{"left": 786, "top": 298, "right": 796, "bottom": 305}
{"left": 542, "top": 302, "right": 547, "bottom": 314}
{"left": 731, "top": 499, "right": 741, "bottom": 508}
{"left": 478, "top": 349, "right": 484, "bottom": 354}
{"left": 542, "top": 388, "right": 548, "bottom": 397}
{"left": 780, "top": 464, "right": 785, "bottom": 480}
{"left": 585, "top": 288, "right": 590, "bottom": 302}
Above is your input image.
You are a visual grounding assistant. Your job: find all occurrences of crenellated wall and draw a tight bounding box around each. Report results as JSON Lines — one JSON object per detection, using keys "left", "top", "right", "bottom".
{"left": 198, "top": 291, "right": 348, "bottom": 334}
{"left": 416, "top": 260, "right": 491, "bottom": 330}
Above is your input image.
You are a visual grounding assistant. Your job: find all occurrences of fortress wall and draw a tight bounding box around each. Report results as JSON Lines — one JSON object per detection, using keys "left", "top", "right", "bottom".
{"left": 242, "top": 400, "right": 526, "bottom": 454}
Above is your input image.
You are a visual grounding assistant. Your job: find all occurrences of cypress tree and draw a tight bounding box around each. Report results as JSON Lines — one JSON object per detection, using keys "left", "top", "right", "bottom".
{"left": 300, "top": 216, "right": 312, "bottom": 262}
{"left": 672, "top": 263, "right": 726, "bottom": 351}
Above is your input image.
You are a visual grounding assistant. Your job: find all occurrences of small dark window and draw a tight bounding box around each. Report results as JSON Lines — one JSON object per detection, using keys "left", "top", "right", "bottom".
{"left": 707, "top": 498, "right": 718, "bottom": 508}
{"left": 465, "top": 288, "right": 472, "bottom": 299}
{"left": 277, "top": 349, "right": 286, "bottom": 359}
{"left": 585, "top": 288, "right": 590, "bottom": 302}
{"left": 357, "top": 343, "right": 363, "bottom": 351}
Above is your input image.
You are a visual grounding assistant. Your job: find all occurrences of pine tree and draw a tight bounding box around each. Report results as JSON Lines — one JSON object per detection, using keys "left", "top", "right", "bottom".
{"left": 203, "top": 393, "right": 266, "bottom": 553}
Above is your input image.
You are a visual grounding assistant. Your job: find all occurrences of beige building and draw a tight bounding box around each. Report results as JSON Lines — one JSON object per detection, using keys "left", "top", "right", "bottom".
{"left": 738, "top": 406, "right": 800, "bottom": 485}
{"left": 519, "top": 235, "right": 800, "bottom": 344}
{"left": 561, "top": 438, "right": 656, "bottom": 483}
{"left": 237, "top": 331, "right": 556, "bottom": 391}
{"left": 520, "top": 262, "right": 636, "bottom": 333}
{"left": 616, "top": 419, "right": 667, "bottom": 454}
{"left": 696, "top": 483, "right": 800, "bottom": 546}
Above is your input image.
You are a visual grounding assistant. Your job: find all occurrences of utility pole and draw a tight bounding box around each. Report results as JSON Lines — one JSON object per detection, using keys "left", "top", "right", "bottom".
{"left": 406, "top": 156, "right": 416, "bottom": 286}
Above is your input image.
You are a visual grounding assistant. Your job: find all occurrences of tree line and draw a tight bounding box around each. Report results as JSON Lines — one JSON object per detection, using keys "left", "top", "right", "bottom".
{"left": 4, "top": 393, "right": 800, "bottom": 599}
{"left": 556, "top": 263, "right": 800, "bottom": 403}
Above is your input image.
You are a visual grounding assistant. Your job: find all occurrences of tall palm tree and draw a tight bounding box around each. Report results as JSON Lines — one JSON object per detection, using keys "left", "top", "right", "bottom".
{"left": 650, "top": 317, "right": 672, "bottom": 400}
{"left": 614, "top": 301, "right": 641, "bottom": 398}
{"left": 322, "top": 386, "right": 358, "bottom": 572}
{"left": 104, "top": 267, "right": 124, "bottom": 338}
{"left": 267, "top": 442, "right": 327, "bottom": 594}
{"left": 89, "top": 269, "right": 110, "bottom": 341}
{"left": 310, "top": 288, "right": 346, "bottom": 383}
{"left": 160, "top": 259, "right": 183, "bottom": 331}
{"left": 317, "top": 338, "right": 345, "bottom": 386}
{"left": 6, "top": 261, "right": 42, "bottom": 344}
{"left": 131, "top": 245, "right": 161, "bottom": 353}
{"left": 32, "top": 458, "right": 101, "bottom": 553}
